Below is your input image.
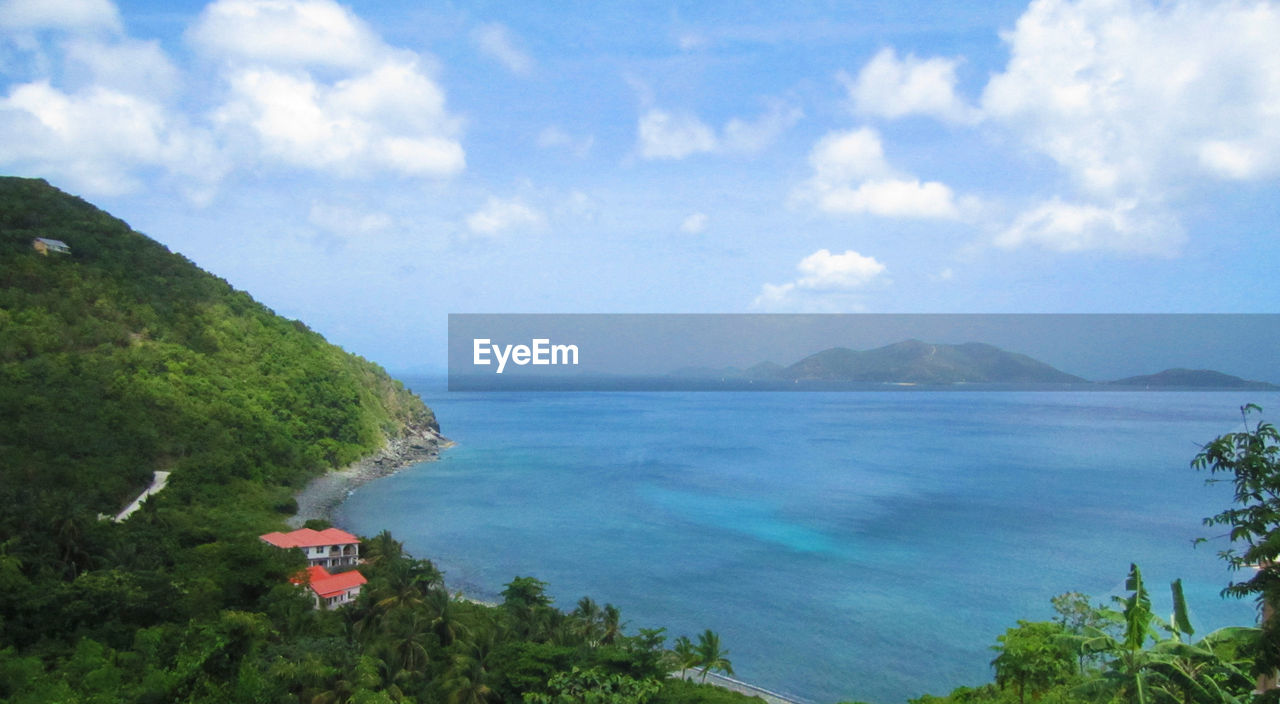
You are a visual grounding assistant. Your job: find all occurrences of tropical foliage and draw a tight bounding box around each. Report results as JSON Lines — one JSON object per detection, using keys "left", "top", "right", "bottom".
{"left": 921, "top": 405, "right": 1280, "bottom": 704}
{"left": 0, "top": 179, "right": 749, "bottom": 704}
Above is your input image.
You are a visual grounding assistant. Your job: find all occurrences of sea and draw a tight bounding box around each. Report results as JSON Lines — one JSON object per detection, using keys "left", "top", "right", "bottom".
{"left": 335, "top": 380, "right": 1279, "bottom": 704}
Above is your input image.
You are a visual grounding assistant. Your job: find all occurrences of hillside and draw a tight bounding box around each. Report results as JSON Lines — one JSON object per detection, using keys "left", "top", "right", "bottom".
{"left": 0, "top": 176, "right": 749, "bottom": 704}
{"left": 0, "top": 176, "right": 440, "bottom": 535}
{"left": 1109, "top": 368, "right": 1280, "bottom": 390}
{"left": 781, "top": 339, "right": 1086, "bottom": 384}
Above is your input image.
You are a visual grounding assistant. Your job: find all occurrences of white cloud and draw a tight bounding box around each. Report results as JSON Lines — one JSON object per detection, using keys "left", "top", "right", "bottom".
{"left": 793, "top": 248, "right": 887, "bottom": 290}
{"left": 637, "top": 109, "right": 717, "bottom": 159}
{"left": 795, "top": 127, "right": 961, "bottom": 219}
{"left": 680, "top": 212, "right": 708, "bottom": 234}
{"left": 0, "top": 81, "right": 223, "bottom": 197}
{"left": 638, "top": 102, "right": 801, "bottom": 160}
{"left": 472, "top": 22, "right": 532, "bottom": 76}
{"left": 995, "top": 198, "right": 1183, "bottom": 255}
{"left": 465, "top": 196, "right": 545, "bottom": 236}
{"left": 982, "top": 0, "right": 1280, "bottom": 195}
{"left": 722, "top": 102, "right": 803, "bottom": 153}
{"left": 0, "top": 0, "right": 120, "bottom": 32}
{"left": 819, "top": 179, "right": 959, "bottom": 219}
{"left": 193, "top": 0, "right": 465, "bottom": 179}
{"left": 754, "top": 248, "right": 888, "bottom": 310}
{"left": 845, "top": 48, "right": 977, "bottom": 123}
{"left": 62, "top": 37, "right": 180, "bottom": 96}
{"left": 186, "top": 0, "right": 384, "bottom": 70}
{"left": 807, "top": 128, "right": 890, "bottom": 183}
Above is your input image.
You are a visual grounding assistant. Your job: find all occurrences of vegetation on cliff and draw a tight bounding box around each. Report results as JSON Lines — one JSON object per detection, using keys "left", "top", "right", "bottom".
{"left": 0, "top": 178, "right": 747, "bottom": 704}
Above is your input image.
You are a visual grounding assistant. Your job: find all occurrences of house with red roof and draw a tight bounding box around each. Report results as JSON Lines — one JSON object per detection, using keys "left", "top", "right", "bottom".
{"left": 260, "top": 527, "right": 361, "bottom": 568}
{"left": 292, "top": 565, "right": 368, "bottom": 609}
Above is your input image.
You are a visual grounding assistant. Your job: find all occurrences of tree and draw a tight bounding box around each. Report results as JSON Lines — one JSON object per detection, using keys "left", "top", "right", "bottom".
{"left": 1072, "top": 564, "right": 1253, "bottom": 704}
{"left": 600, "top": 604, "right": 624, "bottom": 646}
{"left": 1193, "top": 404, "right": 1280, "bottom": 677}
{"left": 503, "top": 577, "right": 552, "bottom": 609}
{"left": 522, "top": 666, "right": 660, "bottom": 704}
{"left": 990, "top": 620, "right": 1075, "bottom": 704}
{"left": 670, "top": 636, "right": 698, "bottom": 678}
{"left": 694, "top": 630, "right": 733, "bottom": 682}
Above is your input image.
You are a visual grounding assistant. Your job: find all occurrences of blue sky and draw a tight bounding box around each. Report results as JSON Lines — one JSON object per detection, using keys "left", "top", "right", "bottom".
{"left": 2, "top": 0, "right": 1278, "bottom": 371}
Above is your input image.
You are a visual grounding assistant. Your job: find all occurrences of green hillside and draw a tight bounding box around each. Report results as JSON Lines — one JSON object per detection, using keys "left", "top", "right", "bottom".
{"left": 0, "top": 176, "right": 438, "bottom": 553}
{"left": 0, "top": 178, "right": 749, "bottom": 704}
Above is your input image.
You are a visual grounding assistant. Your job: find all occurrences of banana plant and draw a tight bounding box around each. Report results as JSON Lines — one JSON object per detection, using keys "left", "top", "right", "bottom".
{"left": 1072, "top": 564, "right": 1256, "bottom": 704}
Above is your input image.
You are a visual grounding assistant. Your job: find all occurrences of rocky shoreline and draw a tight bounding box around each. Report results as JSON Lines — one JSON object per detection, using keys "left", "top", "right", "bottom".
{"left": 288, "top": 420, "right": 452, "bottom": 527}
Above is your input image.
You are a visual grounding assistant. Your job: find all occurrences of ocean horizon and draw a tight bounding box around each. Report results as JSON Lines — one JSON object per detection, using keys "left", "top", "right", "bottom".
{"left": 336, "top": 380, "right": 1276, "bottom": 703}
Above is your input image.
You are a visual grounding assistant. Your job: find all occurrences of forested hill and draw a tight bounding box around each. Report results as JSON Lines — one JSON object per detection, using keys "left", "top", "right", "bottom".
{"left": 0, "top": 176, "right": 437, "bottom": 537}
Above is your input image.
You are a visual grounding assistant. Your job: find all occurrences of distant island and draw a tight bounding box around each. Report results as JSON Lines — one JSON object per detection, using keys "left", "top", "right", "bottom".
{"left": 1108, "top": 368, "right": 1280, "bottom": 390}
{"left": 670, "top": 339, "right": 1278, "bottom": 389}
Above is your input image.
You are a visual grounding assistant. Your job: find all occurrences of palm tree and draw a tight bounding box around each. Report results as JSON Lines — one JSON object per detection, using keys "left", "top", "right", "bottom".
{"left": 362, "top": 530, "right": 405, "bottom": 567}
{"left": 671, "top": 635, "right": 698, "bottom": 678}
{"left": 571, "top": 596, "right": 603, "bottom": 645}
{"left": 600, "top": 603, "right": 624, "bottom": 645}
{"left": 442, "top": 635, "right": 496, "bottom": 704}
{"left": 695, "top": 629, "right": 733, "bottom": 682}
{"left": 428, "top": 587, "right": 468, "bottom": 648}
{"left": 381, "top": 610, "right": 432, "bottom": 675}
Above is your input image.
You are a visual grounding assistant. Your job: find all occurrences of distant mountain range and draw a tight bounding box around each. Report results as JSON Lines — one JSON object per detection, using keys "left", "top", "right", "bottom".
{"left": 670, "top": 339, "right": 1278, "bottom": 389}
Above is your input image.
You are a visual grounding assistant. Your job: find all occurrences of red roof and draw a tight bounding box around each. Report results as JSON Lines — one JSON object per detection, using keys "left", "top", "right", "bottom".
{"left": 290, "top": 565, "right": 368, "bottom": 598}
{"left": 260, "top": 527, "right": 360, "bottom": 549}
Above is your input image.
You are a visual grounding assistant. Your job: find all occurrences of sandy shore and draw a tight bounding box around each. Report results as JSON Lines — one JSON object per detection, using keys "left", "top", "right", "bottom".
{"left": 289, "top": 423, "right": 453, "bottom": 527}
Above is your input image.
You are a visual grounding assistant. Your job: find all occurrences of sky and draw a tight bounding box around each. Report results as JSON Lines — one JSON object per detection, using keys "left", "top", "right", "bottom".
{"left": 2, "top": 0, "right": 1278, "bottom": 372}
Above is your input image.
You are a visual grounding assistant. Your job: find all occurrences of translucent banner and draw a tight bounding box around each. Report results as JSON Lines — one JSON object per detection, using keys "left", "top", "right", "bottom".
{"left": 447, "top": 314, "right": 1280, "bottom": 392}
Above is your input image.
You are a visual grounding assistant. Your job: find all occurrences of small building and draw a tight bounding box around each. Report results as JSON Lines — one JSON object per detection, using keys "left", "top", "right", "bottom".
{"left": 292, "top": 565, "right": 367, "bottom": 609}
{"left": 260, "top": 527, "right": 361, "bottom": 568}
{"left": 32, "top": 238, "right": 70, "bottom": 255}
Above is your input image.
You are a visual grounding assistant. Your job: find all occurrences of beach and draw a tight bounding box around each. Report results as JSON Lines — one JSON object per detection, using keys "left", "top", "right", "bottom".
{"left": 289, "top": 421, "right": 452, "bottom": 527}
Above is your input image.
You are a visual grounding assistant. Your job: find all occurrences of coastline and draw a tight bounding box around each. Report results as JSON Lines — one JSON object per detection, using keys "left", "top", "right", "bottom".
{"left": 289, "top": 421, "right": 453, "bottom": 527}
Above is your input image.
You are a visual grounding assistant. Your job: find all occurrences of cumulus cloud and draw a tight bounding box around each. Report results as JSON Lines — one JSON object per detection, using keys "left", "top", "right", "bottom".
{"left": 0, "top": 0, "right": 120, "bottom": 32}
{"left": 637, "top": 101, "right": 801, "bottom": 160}
{"left": 0, "top": 81, "right": 224, "bottom": 198}
{"left": 62, "top": 37, "right": 181, "bottom": 96}
{"left": 186, "top": 0, "right": 384, "bottom": 70}
{"left": 994, "top": 198, "right": 1183, "bottom": 255}
{"left": 680, "top": 212, "right": 708, "bottom": 234}
{"left": 835, "top": 1, "right": 1280, "bottom": 256}
{"left": 819, "top": 179, "right": 960, "bottom": 219}
{"left": 465, "top": 196, "right": 545, "bottom": 236}
{"left": 192, "top": 0, "right": 465, "bottom": 179}
{"left": 845, "top": 48, "right": 977, "bottom": 123}
{"left": 637, "top": 109, "right": 717, "bottom": 159}
{"left": 754, "top": 248, "right": 888, "bottom": 310}
{"left": 472, "top": 22, "right": 533, "bottom": 75}
{"left": 982, "top": 0, "right": 1280, "bottom": 193}
{"left": 0, "top": 0, "right": 466, "bottom": 198}
{"left": 794, "top": 127, "right": 961, "bottom": 219}
{"left": 212, "top": 62, "right": 464, "bottom": 176}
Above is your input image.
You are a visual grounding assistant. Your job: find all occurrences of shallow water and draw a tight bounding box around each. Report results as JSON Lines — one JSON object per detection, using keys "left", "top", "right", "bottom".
{"left": 337, "top": 385, "right": 1276, "bottom": 703}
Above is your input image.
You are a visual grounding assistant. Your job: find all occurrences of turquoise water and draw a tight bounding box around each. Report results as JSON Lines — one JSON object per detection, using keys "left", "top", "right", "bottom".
{"left": 336, "top": 384, "right": 1277, "bottom": 703}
